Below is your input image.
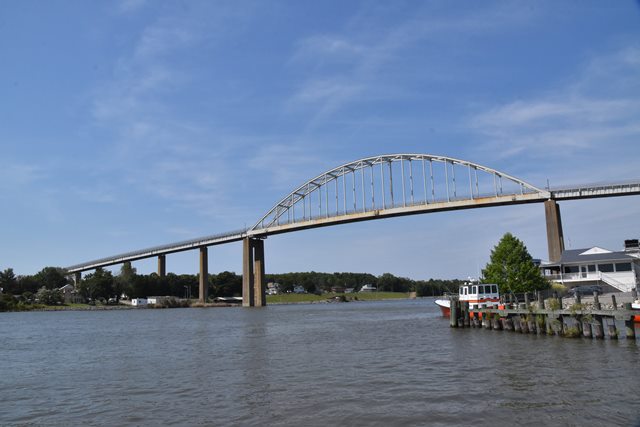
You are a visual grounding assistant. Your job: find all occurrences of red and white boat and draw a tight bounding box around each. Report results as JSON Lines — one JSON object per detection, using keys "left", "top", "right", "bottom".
{"left": 435, "top": 281, "right": 500, "bottom": 317}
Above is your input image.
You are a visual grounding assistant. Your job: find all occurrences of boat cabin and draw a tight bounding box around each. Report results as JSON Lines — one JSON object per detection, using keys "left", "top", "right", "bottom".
{"left": 458, "top": 283, "right": 500, "bottom": 309}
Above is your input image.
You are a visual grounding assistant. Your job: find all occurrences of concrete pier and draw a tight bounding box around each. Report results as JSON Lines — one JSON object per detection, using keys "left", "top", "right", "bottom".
{"left": 158, "top": 255, "right": 166, "bottom": 278}
{"left": 544, "top": 200, "right": 565, "bottom": 262}
{"left": 199, "top": 247, "right": 208, "bottom": 303}
{"left": 243, "top": 237, "right": 266, "bottom": 307}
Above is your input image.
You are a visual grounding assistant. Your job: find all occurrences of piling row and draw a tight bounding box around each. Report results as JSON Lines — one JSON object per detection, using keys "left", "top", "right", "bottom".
{"left": 448, "top": 291, "right": 637, "bottom": 340}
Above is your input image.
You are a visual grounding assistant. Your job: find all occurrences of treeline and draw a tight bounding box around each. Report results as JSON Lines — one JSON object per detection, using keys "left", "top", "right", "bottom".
{"left": 0, "top": 264, "right": 464, "bottom": 310}
{"left": 265, "top": 272, "right": 463, "bottom": 296}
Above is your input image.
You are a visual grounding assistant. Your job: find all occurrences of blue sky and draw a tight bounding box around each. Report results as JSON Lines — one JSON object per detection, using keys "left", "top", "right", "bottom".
{"left": 2, "top": 0, "right": 640, "bottom": 279}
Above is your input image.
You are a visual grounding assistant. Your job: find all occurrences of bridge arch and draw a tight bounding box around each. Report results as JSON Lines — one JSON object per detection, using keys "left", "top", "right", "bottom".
{"left": 251, "top": 154, "right": 547, "bottom": 234}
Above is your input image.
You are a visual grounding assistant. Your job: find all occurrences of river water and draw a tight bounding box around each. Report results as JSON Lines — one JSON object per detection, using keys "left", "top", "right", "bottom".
{"left": 1, "top": 298, "right": 639, "bottom": 426}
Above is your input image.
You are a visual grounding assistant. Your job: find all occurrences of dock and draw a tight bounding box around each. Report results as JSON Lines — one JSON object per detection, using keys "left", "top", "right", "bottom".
{"left": 448, "top": 291, "right": 638, "bottom": 339}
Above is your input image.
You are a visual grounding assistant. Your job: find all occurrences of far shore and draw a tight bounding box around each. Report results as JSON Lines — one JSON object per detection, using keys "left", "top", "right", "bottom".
{"left": 2, "top": 292, "right": 417, "bottom": 313}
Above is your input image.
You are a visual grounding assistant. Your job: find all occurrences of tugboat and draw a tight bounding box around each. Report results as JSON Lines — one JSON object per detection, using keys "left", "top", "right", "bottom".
{"left": 434, "top": 281, "right": 500, "bottom": 317}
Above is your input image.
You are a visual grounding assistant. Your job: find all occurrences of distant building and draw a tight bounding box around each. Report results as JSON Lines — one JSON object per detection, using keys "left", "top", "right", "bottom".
{"left": 131, "top": 298, "right": 148, "bottom": 307}
{"left": 330, "top": 286, "right": 346, "bottom": 294}
{"left": 58, "top": 284, "right": 83, "bottom": 304}
{"left": 293, "top": 285, "right": 306, "bottom": 294}
{"left": 147, "top": 296, "right": 172, "bottom": 305}
{"left": 360, "top": 284, "right": 377, "bottom": 292}
{"left": 540, "top": 240, "right": 640, "bottom": 292}
{"left": 267, "top": 282, "right": 281, "bottom": 295}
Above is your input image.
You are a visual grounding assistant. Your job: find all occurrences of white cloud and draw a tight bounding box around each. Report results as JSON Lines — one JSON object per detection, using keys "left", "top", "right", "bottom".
{"left": 469, "top": 45, "right": 640, "bottom": 165}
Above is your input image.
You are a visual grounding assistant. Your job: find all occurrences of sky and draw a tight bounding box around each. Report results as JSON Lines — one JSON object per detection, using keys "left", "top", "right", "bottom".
{"left": 1, "top": 0, "right": 640, "bottom": 280}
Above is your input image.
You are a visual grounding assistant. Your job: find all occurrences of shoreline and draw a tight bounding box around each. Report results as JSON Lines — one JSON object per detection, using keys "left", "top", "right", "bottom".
{"left": 2, "top": 294, "right": 418, "bottom": 313}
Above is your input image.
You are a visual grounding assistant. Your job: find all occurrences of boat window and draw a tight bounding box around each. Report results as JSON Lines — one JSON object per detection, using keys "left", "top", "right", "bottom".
{"left": 491, "top": 285, "right": 497, "bottom": 293}
{"left": 588, "top": 265, "right": 596, "bottom": 273}
{"left": 472, "top": 286, "right": 477, "bottom": 294}
{"left": 459, "top": 287, "right": 463, "bottom": 295}
{"left": 464, "top": 287, "right": 468, "bottom": 295}
{"left": 564, "top": 266, "right": 579, "bottom": 274}
{"left": 478, "top": 285, "right": 484, "bottom": 294}
{"left": 615, "top": 262, "right": 632, "bottom": 272}
{"left": 598, "top": 264, "right": 614, "bottom": 273}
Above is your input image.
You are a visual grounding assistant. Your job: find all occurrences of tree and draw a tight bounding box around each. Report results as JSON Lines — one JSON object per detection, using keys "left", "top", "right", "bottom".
{"left": 482, "top": 232, "right": 549, "bottom": 294}
{"left": 80, "top": 268, "right": 114, "bottom": 302}
{"left": 115, "top": 262, "right": 137, "bottom": 301}
{"left": 34, "top": 267, "right": 69, "bottom": 290}
{"left": 36, "top": 287, "right": 63, "bottom": 305}
{"left": 0, "top": 268, "right": 18, "bottom": 294}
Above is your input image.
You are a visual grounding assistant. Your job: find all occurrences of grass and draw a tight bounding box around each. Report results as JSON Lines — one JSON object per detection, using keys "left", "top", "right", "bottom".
{"left": 266, "top": 292, "right": 411, "bottom": 304}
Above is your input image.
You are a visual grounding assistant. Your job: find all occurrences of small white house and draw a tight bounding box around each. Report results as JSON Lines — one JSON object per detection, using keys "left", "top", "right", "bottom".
{"left": 360, "top": 284, "right": 377, "bottom": 292}
{"left": 293, "top": 285, "right": 306, "bottom": 294}
{"left": 131, "top": 298, "right": 148, "bottom": 307}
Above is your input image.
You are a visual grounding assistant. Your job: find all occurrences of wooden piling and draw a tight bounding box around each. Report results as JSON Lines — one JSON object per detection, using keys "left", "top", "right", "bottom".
{"left": 449, "top": 297, "right": 458, "bottom": 328}
{"left": 520, "top": 316, "right": 529, "bottom": 333}
{"left": 607, "top": 318, "right": 618, "bottom": 340}
{"left": 593, "top": 316, "right": 604, "bottom": 339}
{"left": 492, "top": 315, "right": 502, "bottom": 330}
{"left": 582, "top": 320, "right": 592, "bottom": 338}
{"left": 537, "top": 291, "right": 544, "bottom": 310}
{"left": 513, "top": 316, "right": 522, "bottom": 332}
{"left": 463, "top": 302, "right": 470, "bottom": 328}
{"left": 624, "top": 320, "right": 636, "bottom": 339}
{"left": 611, "top": 295, "right": 617, "bottom": 310}
{"left": 482, "top": 312, "right": 491, "bottom": 329}
{"left": 527, "top": 318, "right": 536, "bottom": 334}
{"left": 593, "top": 293, "right": 601, "bottom": 310}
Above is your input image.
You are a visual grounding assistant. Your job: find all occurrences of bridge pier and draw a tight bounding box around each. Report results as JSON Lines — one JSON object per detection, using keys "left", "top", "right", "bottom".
{"left": 544, "top": 199, "right": 565, "bottom": 263}
{"left": 74, "top": 272, "right": 81, "bottom": 286}
{"left": 243, "top": 237, "right": 266, "bottom": 307}
{"left": 199, "top": 247, "right": 208, "bottom": 303}
{"left": 157, "top": 255, "right": 166, "bottom": 278}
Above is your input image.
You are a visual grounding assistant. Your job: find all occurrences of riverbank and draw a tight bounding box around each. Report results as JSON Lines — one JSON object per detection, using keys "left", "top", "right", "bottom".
{"left": 0, "top": 292, "right": 414, "bottom": 312}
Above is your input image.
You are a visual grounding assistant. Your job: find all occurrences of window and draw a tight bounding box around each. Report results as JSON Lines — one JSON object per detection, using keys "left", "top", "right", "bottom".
{"left": 615, "top": 263, "right": 632, "bottom": 272}
{"left": 588, "top": 265, "right": 596, "bottom": 273}
{"left": 564, "top": 266, "right": 579, "bottom": 274}
{"left": 598, "top": 264, "right": 614, "bottom": 273}
{"left": 491, "top": 285, "right": 497, "bottom": 293}
{"left": 472, "top": 286, "right": 477, "bottom": 294}
{"left": 478, "top": 285, "right": 483, "bottom": 294}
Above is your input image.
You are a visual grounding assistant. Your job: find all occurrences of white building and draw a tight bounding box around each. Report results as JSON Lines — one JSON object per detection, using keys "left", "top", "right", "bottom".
{"left": 267, "top": 282, "right": 281, "bottom": 295}
{"left": 131, "top": 298, "right": 148, "bottom": 307}
{"left": 541, "top": 239, "right": 640, "bottom": 292}
{"left": 360, "top": 284, "right": 377, "bottom": 292}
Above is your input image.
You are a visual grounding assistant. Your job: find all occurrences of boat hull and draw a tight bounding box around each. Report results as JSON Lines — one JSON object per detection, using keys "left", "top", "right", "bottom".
{"left": 434, "top": 299, "right": 450, "bottom": 317}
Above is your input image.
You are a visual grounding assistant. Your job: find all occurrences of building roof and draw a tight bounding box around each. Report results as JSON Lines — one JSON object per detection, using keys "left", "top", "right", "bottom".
{"left": 548, "top": 247, "right": 637, "bottom": 266}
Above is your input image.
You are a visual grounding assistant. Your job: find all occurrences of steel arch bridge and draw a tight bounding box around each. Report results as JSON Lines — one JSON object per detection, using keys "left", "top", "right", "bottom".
{"left": 250, "top": 154, "right": 550, "bottom": 236}
{"left": 65, "top": 153, "right": 640, "bottom": 306}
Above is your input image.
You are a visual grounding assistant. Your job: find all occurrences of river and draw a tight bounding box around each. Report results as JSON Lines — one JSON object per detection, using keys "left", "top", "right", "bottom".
{"left": 1, "top": 298, "right": 639, "bottom": 426}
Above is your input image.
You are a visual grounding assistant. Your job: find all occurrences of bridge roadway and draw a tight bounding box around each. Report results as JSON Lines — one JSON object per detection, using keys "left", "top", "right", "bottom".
{"left": 66, "top": 181, "right": 640, "bottom": 273}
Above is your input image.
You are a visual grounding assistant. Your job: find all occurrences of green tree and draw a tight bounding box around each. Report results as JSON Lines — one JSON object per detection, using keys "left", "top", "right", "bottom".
{"left": 115, "top": 262, "right": 137, "bottom": 301}
{"left": 482, "top": 232, "right": 549, "bottom": 293}
{"left": 35, "top": 267, "right": 69, "bottom": 290}
{"left": 0, "top": 268, "right": 18, "bottom": 294}
{"left": 36, "top": 287, "right": 63, "bottom": 305}
{"left": 80, "top": 268, "right": 114, "bottom": 302}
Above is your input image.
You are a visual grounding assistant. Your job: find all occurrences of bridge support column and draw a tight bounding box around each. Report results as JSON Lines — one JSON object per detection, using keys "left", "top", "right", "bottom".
{"left": 199, "top": 247, "right": 208, "bottom": 303}
{"left": 544, "top": 199, "right": 565, "bottom": 263}
{"left": 157, "top": 255, "right": 166, "bottom": 278}
{"left": 74, "top": 272, "right": 81, "bottom": 286}
{"left": 243, "top": 237, "right": 266, "bottom": 307}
